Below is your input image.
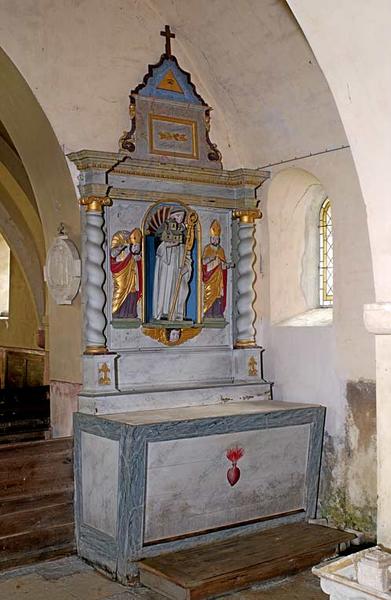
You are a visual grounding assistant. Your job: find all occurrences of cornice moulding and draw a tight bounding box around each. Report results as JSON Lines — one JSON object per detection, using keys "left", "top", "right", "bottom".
{"left": 67, "top": 150, "right": 270, "bottom": 189}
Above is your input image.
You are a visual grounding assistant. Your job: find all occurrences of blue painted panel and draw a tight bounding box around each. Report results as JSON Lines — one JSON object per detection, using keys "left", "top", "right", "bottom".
{"left": 138, "top": 59, "right": 203, "bottom": 105}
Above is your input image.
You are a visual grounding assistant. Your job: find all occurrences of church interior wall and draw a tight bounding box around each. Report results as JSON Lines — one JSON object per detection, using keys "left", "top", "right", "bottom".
{"left": 0, "top": 254, "right": 39, "bottom": 350}
{"left": 0, "top": 0, "right": 383, "bottom": 538}
{"left": 0, "top": 45, "right": 82, "bottom": 435}
{"left": 257, "top": 148, "right": 376, "bottom": 535}
{"left": 284, "top": 3, "right": 391, "bottom": 543}
{"left": 0, "top": 0, "right": 347, "bottom": 173}
{"left": 0, "top": 0, "right": 348, "bottom": 437}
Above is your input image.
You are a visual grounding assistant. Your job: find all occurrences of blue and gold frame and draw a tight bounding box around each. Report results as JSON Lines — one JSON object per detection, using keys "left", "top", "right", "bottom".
{"left": 148, "top": 114, "right": 199, "bottom": 160}
{"left": 141, "top": 200, "right": 202, "bottom": 346}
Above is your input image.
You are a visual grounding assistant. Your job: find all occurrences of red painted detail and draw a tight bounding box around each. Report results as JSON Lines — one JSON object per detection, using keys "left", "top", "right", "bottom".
{"left": 227, "top": 465, "right": 241, "bottom": 486}
{"left": 226, "top": 446, "right": 244, "bottom": 463}
{"left": 226, "top": 446, "right": 245, "bottom": 487}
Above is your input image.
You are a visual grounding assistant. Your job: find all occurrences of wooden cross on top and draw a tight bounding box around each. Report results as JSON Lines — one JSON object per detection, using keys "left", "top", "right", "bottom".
{"left": 161, "top": 25, "right": 175, "bottom": 57}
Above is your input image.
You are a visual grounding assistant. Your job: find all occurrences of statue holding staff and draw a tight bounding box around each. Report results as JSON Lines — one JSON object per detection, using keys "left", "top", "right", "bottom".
{"left": 152, "top": 208, "right": 196, "bottom": 322}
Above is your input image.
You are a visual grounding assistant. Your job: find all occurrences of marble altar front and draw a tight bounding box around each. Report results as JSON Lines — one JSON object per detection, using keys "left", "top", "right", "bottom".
{"left": 74, "top": 400, "right": 325, "bottom": 582}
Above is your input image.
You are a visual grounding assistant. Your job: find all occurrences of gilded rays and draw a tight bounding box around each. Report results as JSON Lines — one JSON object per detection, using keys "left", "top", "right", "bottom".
{"left": 157, "top": 69, "right": 184, "bottom": 94}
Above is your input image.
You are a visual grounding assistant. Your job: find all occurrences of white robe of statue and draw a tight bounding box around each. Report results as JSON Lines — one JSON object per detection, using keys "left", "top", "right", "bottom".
{"left": 152, "top": 241, "right": 192, "bottom": 320}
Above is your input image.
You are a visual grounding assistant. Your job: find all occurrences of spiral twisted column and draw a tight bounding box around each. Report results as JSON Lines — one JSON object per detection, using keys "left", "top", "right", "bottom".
{"left": 233, "top": 209, "right": 262, "bottom": 348}
{"left": 80, "top": 196, "right": 112, "bottom": 354}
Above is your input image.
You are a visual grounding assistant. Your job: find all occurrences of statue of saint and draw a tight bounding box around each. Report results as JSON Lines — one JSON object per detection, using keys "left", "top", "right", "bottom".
{"left": 152, "top": 209, "right": 192, "bottom": 321}
{"left": 202, "top": 220, "right": 231, "bottom": 318}
{"left": 110, "top": 228, "right": 142, "bottom": 319}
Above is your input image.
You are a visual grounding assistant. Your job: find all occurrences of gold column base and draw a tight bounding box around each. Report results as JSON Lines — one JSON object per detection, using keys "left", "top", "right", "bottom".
{"left": 234, "top": 339, "right": 257, "bottom": 349}
{"left": 84, "top": 345, "right": 108, "bottom": 355}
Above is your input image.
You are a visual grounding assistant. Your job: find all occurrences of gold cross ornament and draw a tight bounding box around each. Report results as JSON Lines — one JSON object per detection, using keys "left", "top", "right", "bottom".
{"left": 248, "top": 356, "right": 258, "bottom": 377}
{"left": 98, "top": 362, "right": 111, "bottom": 385}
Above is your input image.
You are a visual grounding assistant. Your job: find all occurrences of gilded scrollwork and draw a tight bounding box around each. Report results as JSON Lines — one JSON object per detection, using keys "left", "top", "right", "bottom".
{"left": 142, "top": 326, "right": 201, "bottom": 346}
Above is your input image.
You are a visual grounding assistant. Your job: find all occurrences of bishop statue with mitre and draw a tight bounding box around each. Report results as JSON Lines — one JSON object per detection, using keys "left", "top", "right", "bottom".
{"left": 202, "top": 219, "right": 231, "bottom": 318}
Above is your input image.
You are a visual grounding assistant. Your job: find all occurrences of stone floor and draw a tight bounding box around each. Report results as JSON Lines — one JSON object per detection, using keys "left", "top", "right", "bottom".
{"left": 0, "top": 556, "right": 327, "bottom": 599}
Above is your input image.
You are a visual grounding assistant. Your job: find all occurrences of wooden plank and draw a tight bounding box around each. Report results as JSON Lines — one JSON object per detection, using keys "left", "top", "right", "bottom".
{"left": 0, "top": 501, "right": 74, "bottom": 537}
{"left": 0, "top": 543, "right": 75, "bottom": 572}
{"left": 138, "top": 523, "right": 356, "bottom": 600}
{"left": 0, "top": 490, "right": 73, "bottom": 516}
{"left": 0, "top": 437, "right": 72, "bottom": 459}
{"left": 0, "top": 435, "right": 75, "bottom": 571}
{"left": 0, "top": 430, "right": 47, "bottom": 445}
{"left": 0, "top": 456, "right": 73, "bottom": 482}
{"left": 0, "top": 523, "right": 75, "bottom": 558}
{"left": 190, "top": 546, "right": 341, "bottom": 599}
{"left": 0, "top": 449, "right": 72, "bottom": 474}
{"left": 141, "top": 570, "right": 188, "bottom": 600}
{"left": 0, "top": 464, "right": 73, "bottom": 499}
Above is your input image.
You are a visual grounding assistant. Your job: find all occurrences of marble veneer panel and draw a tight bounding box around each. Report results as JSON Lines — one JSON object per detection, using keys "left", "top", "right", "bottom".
{"left": 81, "top": 431, "right": 119, "bottom": 538}
{"left": 144, "top": 424, "right": 310, "bottom": 543}
{"left": 74, "top": 402, "right": 325, "bottom": 583}
{"left": 118, "top": 348, "right": 233, "bottom": 389}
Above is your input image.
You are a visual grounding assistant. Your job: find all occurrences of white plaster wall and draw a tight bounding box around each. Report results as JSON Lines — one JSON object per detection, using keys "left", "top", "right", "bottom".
{"left": 286, "top": 0, "right": 391, "bottom": 303}
{"left": 285, "top": 0, "right": 391, "bottom": 545}
{"left": 255, "top": 147, "right": 376, "bottom": 530}
{"left": 0, "top": 0, "right": 379, "bottom": 518}
{"left": 257, "top": 149, "right": 375, "bottom": 434}
{"left": 0, "top": 0, "right": 346, "bottom": 175}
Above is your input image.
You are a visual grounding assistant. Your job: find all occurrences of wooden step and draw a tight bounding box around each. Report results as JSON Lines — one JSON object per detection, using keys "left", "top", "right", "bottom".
{"left": 0, "top": 489, "right": 74, "bottom": 516}
{"left": 0, "top": 429, "right": 48, "bottom": 445}
{"left": 138, "top": 523, "right": 355, "bottom": 600}
{"left": 0, "top": 524, "right": 76, "bottom": 571}
{"left": 1, "top": 499, "right": 74, "bottom": 536}
{"left": 0, "top": 437, "right": 72, "bottom": 460}
{"left": 0, "top": 437, "right": 75, "bottom": 571}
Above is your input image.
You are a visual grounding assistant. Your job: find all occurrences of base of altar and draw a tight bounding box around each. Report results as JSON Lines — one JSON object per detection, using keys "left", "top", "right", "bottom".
{"left": 74, "top": 399, "right": 325, "bottom": 583}
{"left": 79, "top": 380, "right": 272, "bottom": 414}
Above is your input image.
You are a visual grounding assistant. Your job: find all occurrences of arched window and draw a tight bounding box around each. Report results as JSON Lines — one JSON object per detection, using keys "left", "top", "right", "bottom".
{"left": 319, "top": 198, "right": 333, "bottom": 307}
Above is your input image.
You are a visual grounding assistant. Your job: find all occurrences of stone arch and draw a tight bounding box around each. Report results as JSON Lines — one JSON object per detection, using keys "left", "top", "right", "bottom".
{"left": 0, "top": 185, "right": 44, "bottom": 323}
{"left": 0, "top": 47, "right": 79, "bottom": 247}
{"left": 0, "top": 47, "right": 82, "bottom": 427}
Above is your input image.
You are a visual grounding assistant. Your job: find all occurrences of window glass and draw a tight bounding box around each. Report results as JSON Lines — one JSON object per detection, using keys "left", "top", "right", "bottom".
{"left": 319, "top": 199, "right": 333, "bottom": 307}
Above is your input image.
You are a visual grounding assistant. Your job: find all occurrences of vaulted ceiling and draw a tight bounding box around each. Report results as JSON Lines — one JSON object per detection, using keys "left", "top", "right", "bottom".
{"left": 0, "top": 0, "right": 347, "bottom": 170}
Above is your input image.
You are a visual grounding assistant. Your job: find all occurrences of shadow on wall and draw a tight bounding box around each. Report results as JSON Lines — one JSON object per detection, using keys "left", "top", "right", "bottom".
{"left": 319, "top": 380, "right": 377, "bottom": 539}
{"left": 267, "top": 167, "right": 328, "bottom": 325}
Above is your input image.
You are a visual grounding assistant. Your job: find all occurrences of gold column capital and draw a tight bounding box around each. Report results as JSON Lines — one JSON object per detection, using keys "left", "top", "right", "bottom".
{"left": 80, "top": 196, "right": 112, "bottom": 213}
{"left": 84, "top": 345, "right": 108, "bottom": 355}
{"left": 233, "top": 208, "right": 262, "bottom": 224}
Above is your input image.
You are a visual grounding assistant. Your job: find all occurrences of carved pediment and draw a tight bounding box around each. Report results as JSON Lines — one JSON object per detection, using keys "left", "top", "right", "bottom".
{"left": 120, "top": 25, "right": 222, "bottom": 169}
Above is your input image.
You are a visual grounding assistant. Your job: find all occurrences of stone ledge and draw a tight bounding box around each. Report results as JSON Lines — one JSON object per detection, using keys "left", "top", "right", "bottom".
{"left": 364, "top": 302, "right": 391, "bottom": 334}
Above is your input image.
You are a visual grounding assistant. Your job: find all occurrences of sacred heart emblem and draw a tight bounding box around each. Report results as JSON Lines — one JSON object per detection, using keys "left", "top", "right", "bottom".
{"left": 226, "top": 446, "right": 245, "bottom": 487}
